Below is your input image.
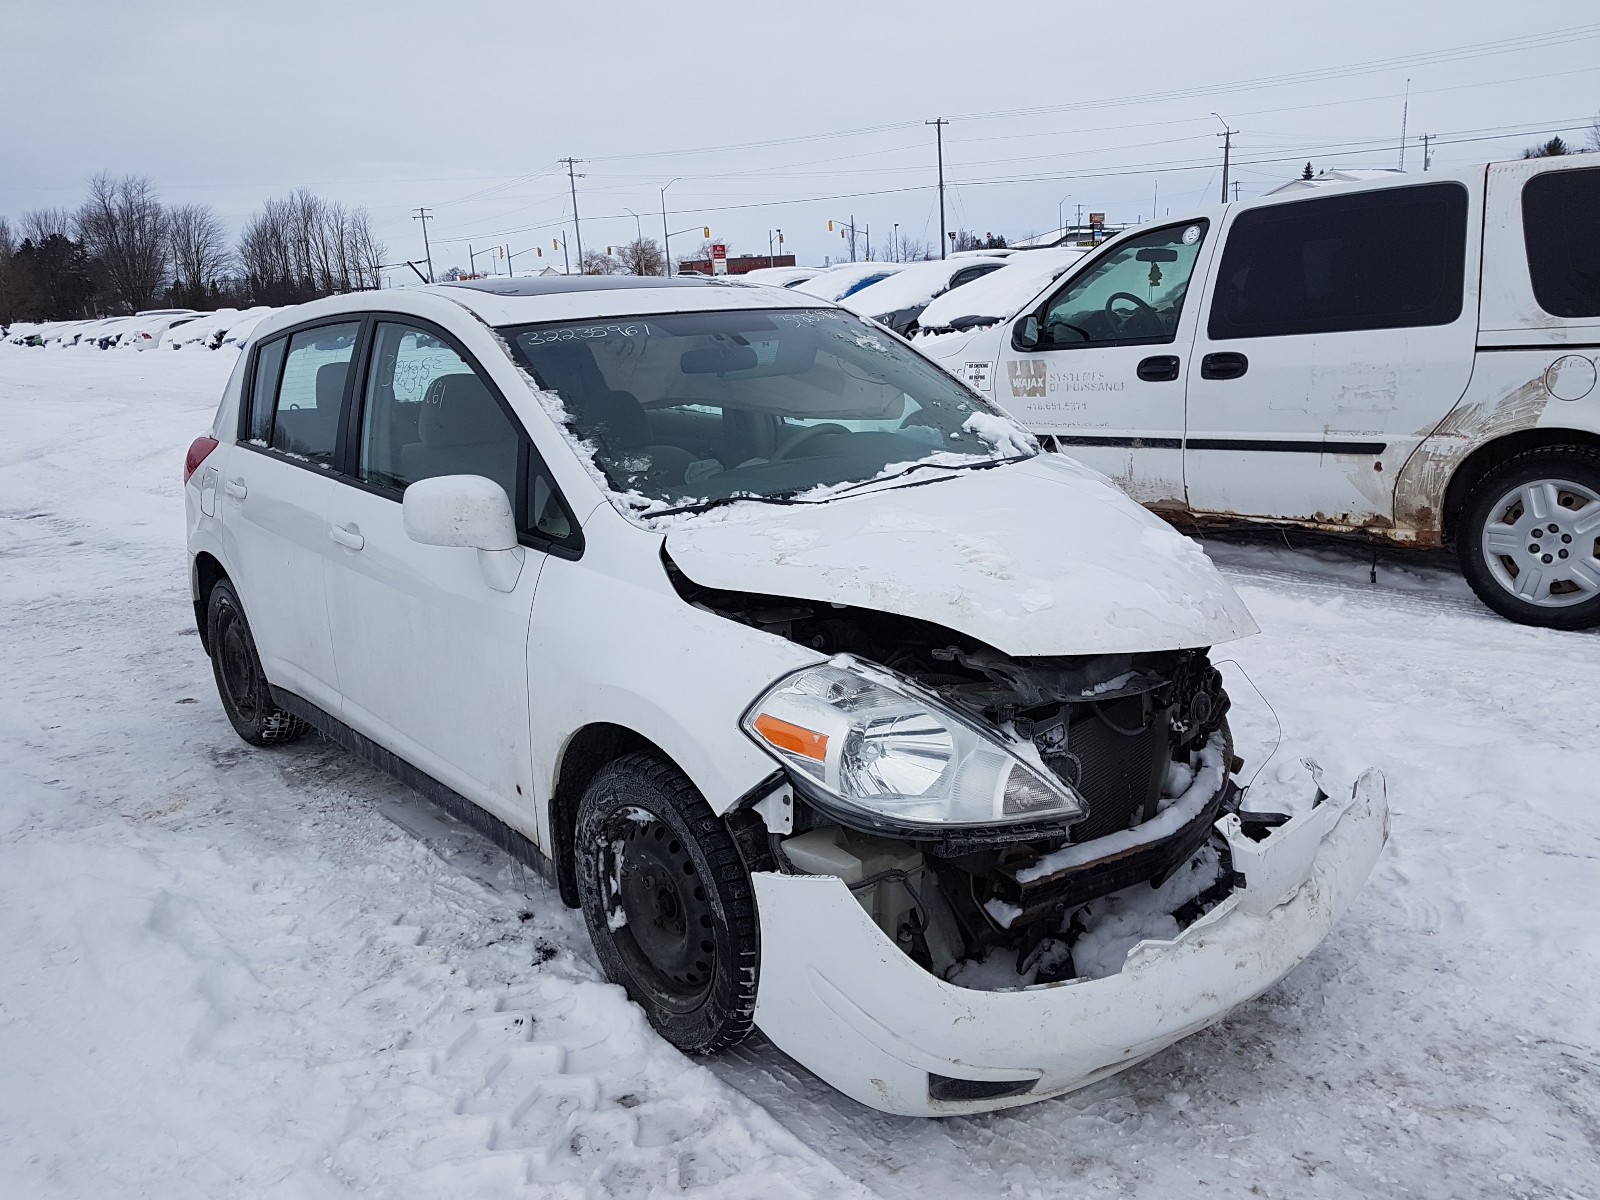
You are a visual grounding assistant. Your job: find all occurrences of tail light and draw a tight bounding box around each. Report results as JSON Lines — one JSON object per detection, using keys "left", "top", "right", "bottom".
{"left": 184, "top": 436, "right": 219, "bottom": 483}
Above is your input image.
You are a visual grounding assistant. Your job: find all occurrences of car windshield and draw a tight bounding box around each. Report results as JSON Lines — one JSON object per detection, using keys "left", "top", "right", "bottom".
{"left": 503, "top": 307, "right": 1032, "bottom": 512}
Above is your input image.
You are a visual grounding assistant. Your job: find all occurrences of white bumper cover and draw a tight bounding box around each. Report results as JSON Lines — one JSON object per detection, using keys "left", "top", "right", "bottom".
{"left": 751, "top": 770, "right": 1389, "bottom": 1116}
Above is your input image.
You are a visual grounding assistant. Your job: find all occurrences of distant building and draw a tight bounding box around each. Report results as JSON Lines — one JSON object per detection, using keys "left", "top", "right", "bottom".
{"left": 677, "top": 254, "right": 796, "bottom": 276}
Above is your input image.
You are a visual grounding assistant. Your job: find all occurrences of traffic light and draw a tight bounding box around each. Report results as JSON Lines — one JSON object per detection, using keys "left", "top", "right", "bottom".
{"left": 703, "top": 227, "right": 711, "bottom": 238}
{"left": 536, "top": 247, "right": 543, "bottom": 257}
{"left": 553, "top": 239, "right": 559, "bottom": 251}
{"left": 827, "top": 220, "right": 833, "bottom": 231}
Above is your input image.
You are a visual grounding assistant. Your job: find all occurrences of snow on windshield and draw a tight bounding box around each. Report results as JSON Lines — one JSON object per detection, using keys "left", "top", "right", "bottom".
{"left": 501, "top": 307, "right": 1034, "bottom": 518}
{"left": 916, "top": 248, "right": 1088, "bottom": 334}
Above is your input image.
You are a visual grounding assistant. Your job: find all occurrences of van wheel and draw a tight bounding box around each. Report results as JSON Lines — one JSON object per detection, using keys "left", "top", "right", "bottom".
{"left": 574, "top": 754, "right": 758, "bottom": 1054}
{"left": 206, "top": 580, "right": 311, "bottom": 745}
{"left": 1458, "top": 447, "right": 1600, "bottom": 630}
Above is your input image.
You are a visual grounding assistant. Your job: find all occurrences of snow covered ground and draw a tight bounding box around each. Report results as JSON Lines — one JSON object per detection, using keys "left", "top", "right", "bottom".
{"left": 1, "top": 346, "right": 1597, "bottom": 1199}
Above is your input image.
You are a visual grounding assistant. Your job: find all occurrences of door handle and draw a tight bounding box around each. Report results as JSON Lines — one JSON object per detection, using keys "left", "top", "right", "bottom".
{"left": 328, "top": 524, "right": 365, "bottom": 551}
{"left": 1200, "top": 351, "right": 1249, "bottom": 381}
{"left": 1137, "top": 355, "right": 1181, "bottom": 382}
{"left": 223, "top": 479, "right": 248, "bottom": 499}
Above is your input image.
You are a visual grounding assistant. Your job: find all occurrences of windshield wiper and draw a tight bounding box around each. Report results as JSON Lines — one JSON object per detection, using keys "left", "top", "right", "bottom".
{"left": 643, "top": 490, "right": 814, "bottom": 519}
{"left": 824, "top": 453, "right": 1032, "bottom": 499}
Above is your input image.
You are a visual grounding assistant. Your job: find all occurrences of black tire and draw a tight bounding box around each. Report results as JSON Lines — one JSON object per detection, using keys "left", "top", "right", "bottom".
{"left": 206, "top": 579, "right": 311, "bottom": 746}
{"left": 1457, "top": 446, "right": 1600, "bottom": 630}
{"left": 574, "top": 753, "right": 758, "bottom": 1054}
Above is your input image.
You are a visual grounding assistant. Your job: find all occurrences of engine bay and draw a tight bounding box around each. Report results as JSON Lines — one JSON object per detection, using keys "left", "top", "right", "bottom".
{"left": 668, "top": 555, "right": 1259, "bottom": 987}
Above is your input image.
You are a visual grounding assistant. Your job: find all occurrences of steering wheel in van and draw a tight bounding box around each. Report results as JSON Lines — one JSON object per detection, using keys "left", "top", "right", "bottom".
{"left": 1105, "top": 291, "right": 1164, "bottom": 338}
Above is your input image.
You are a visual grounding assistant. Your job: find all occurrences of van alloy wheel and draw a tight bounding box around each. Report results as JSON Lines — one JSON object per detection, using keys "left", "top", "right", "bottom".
{"left": 1458, "top": 447, "right": 1600, "bottom": 630}
{"left": 1478, "top": 477, "right": 1600, "bottom": 607}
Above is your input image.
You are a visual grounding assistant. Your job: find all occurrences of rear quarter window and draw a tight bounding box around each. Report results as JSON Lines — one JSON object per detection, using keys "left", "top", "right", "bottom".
{"left": 1522, "top": 166, "right": 1600, "bottom": 319}
{"left": 1208, "top": 182, "right": 1468, "bottom": 340}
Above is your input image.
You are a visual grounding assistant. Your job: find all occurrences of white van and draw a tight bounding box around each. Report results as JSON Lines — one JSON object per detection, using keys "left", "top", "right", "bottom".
{"left": 919, "top": 157, "right": 1600, "bottom": 629}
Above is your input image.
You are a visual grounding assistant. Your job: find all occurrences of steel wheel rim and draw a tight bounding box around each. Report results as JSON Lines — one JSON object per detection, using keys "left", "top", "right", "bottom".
{"left": 598, "top": 807, "right": 715, "bottom": 1012}
{"left": 1480, "top": 477, "right": 1600, "bottom": 608}
{"left": 218, "top": 611, "right": 262, "bottom": 720}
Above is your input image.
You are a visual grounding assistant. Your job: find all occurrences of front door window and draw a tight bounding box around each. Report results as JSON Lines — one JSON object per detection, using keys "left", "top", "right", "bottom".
{"left": 1037, "top": 222, "right": 1209, "bottom": 349}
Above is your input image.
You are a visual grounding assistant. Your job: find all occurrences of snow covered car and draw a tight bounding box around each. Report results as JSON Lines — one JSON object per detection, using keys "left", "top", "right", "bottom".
{"left": 918, "top": 156, "right": 1600, "bottom": 630}
{"left": 792, "top": 260, "right": 905, "bottom": 302}
{"left": 183, "top": 275, "right": 1387, "bottom": 1115}
{"left": 837, "top": 256, "right": 1008, "bottom": 336}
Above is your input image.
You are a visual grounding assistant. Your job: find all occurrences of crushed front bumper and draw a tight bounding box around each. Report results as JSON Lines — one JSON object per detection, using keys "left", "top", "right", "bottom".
{"left": 751, "top": 769, "right": 1389, "bottom": 1116}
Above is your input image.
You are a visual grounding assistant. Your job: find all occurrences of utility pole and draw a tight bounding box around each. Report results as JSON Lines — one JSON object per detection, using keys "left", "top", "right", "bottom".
{"left": 505, "top": 245, "right": 514, "bottom": 278}
{"left": 893, "top": 222, "right": 899, "bottom": 262}
{"left": 1152, "top": 178, "right": 1158, "bottom": 221}
{"left": 850, "top": 213, "right": 856, "bottom": 263}
{"left": 1398, "top": 78, "right": 1411, "bottom": 170}
{"left": 926, "top": 117, "right": 949, "bottom": 259}
{"left": 1212, "top": 113, "right": 1236, "bottom": 205}
{"left": 1420, "top": 132, "right": 1435, "bottom": 172}
{"left": 1232, "top": 180, "right": 1241, "bottom": 202}
{"left": 413, "top": 207, "right": 435, "bottom": 283}
{"left": 560, "top": 157, "right": 585, "bottom": 272}
{"left": 661, "top": 177, "right": 680, "bottom": 277}
{"left": 1075, "top": 203, "right": 1084, "bottom": 240}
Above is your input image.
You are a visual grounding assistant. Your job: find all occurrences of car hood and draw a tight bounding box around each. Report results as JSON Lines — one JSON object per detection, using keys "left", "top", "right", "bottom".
{"left": 662, "top": 455, "right": 1258, "bottom": 656}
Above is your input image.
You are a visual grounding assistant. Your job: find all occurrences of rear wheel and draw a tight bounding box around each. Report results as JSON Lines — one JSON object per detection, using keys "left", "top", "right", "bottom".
{"left": 206, "top": 580, "right": 311, "bottom": 745}
{"left": 1457, "top": 447, "right": 1600, "bottom": 630}
{"left": 574, "top": 753, "right": 758, "bottom": 1054}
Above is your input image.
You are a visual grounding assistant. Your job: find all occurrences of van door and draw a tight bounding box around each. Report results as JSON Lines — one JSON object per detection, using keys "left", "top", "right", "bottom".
{"left": 990, "top": 221, "right": 1215, "bottom": 508}
{"left": 322, "top": 319, "right": 578, "bottom": 833}
{"left": 1183, "top": 180, "right": 1481, "bottom": 526}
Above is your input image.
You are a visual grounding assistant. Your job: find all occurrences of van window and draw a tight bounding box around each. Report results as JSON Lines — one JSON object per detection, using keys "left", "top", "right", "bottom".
{"left": 269, "top": 323, "right": 361, "bottom": 464}
{"left": 1036, "top": 221, "right": 1209, "bottom": 349}
{"left": 1207, "top": 183, "right": 1468, "bottom": 340}
{"left": 1522, "top": 167, "right": 1600, "bottom": 319}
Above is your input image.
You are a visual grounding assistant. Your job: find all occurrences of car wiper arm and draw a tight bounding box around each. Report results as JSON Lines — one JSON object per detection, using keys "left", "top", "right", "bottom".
{"left": 825, "top": 453, "right": 1031, "bottom": 499}
{"left": 643, "top": 490, "right": 811, "bottom": 519}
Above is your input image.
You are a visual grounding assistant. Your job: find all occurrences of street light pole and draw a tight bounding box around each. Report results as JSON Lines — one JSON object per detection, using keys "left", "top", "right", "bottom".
{"left": 660, "top": 177, "right": 680, "bottom": 278}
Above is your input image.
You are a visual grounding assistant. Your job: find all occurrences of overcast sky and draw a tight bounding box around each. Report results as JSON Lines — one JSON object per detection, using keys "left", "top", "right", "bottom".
{"left": 3, "top": 0, "right": 1597, "bottom": 278}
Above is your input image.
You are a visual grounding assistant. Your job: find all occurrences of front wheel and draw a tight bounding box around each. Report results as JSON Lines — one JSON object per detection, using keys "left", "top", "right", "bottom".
{"left": 1457, "top": 447, "right": 1600, "bottom": 630}
{"left": 574, "top": 754, "right": 759, "bottom": 1054}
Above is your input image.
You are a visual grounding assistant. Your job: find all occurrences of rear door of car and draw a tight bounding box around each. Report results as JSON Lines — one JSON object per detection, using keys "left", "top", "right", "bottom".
{"left": 321, "top": 315, "right": 581, "bottom": 829}
{"left": 219, "top": 318, "right": 361, "bottom": 711}
{"left": 1183, "top": 180, "right": 1481, "bottom": 525}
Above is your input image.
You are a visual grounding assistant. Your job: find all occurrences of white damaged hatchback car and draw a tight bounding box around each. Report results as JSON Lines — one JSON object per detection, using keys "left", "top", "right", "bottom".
{"left": 184, "top": 276, "right": 1388, "bottom": 1115}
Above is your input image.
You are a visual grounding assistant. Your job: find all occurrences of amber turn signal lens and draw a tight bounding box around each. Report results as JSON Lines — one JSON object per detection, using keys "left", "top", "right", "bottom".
{"left": 752, "top": 713, "right": 828, "bottom": 762}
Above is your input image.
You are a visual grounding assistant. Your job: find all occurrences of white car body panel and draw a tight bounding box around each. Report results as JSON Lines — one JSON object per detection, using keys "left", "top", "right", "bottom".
{"left": 186, "top": 278, "right": 1382, "bottom": 1116}
{"left": 665, "top": 454, "right": 1258, "bottom": 657}
{"left": 753, "top": 769, "right": 1389, "bottom": 1116}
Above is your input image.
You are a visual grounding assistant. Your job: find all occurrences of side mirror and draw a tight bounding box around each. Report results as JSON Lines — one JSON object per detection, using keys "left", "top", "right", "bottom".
{"left": 403, "top": 475, "right": 518, "bottom": 551}
{"left": 1012, "top": 313, "right": 1041, "bottom": 351}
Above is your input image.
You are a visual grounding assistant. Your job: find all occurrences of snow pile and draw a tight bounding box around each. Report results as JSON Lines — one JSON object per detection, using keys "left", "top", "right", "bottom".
{"left": 962, "top": 410, "right": 1037, "bottom": 457}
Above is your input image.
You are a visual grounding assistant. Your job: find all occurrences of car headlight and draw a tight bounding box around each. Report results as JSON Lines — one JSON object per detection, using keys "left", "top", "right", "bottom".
{"left": 741, "top": 656, "right": 1086, "bottom": 830}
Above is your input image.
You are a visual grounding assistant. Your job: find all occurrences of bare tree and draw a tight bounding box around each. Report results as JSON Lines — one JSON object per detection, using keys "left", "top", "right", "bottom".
{"left": 20, "top": 208, "right": 76, "bottom": 243}
{"left": 617, "top": 237, "right": 665, "bottom": 276}
{"left": 168, "top": 203, "right": 230, "bottom": 306}
{"left": 1588, "top": 112, "right": 1600, "bottom": 153}
{"left": 580, "top": 248, "right": 625, "bottom": 275}
{"left": 237, "top": 189, "right": 387, "bottom": 303}
{"left": 893, "top": 237, "right": 935, "bottom": 262}
{"left": 77, "top": 173, "right": 169, "bottom": 312}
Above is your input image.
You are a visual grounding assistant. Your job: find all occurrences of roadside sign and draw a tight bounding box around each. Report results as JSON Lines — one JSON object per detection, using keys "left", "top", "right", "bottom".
{"left": 711, "top": 243, "right": 728, "bottom": 275}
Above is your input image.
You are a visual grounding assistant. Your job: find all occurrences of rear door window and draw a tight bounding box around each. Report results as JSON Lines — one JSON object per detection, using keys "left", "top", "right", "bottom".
{"left": 1207, "top": 183, "right": 1468, "bottom": 340}
{"left": 1522, "top": 167, "right": 1600, "bottom": 319}
{"left": 268, "top": 323, "right": 361, "bottom": 464}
